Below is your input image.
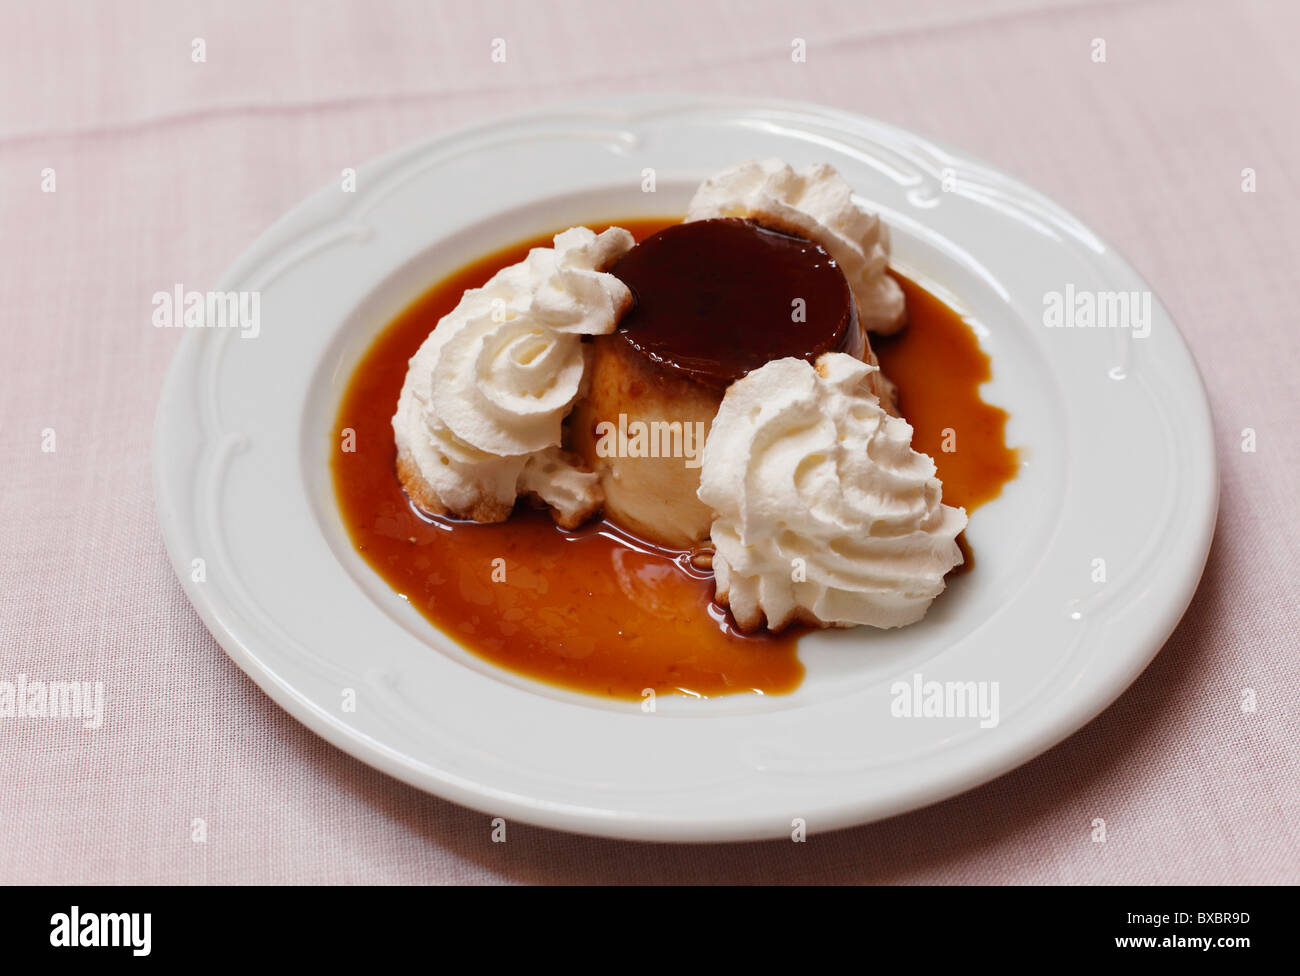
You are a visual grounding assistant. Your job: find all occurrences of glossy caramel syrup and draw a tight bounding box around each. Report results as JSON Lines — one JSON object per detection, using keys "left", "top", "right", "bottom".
{"left": 331, "top": 219, "right": 1017, "bottom": 700}
{"left": 873, "top": 273, "right": 1020, "bottom": 513}
{"left": 612, "top": 218, "right": 856, "bottom": 389}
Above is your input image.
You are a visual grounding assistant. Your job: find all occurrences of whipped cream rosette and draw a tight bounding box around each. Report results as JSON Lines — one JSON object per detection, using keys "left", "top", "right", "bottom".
{"left": 393, "top": 226, "right": 634, "bottom": 527}
{"left": 697, "top": 352, "right": 967, "bottom": 631}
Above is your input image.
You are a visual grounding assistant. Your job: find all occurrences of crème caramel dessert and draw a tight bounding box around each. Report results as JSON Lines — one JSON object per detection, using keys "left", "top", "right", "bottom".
{"left": 393, "top": 159, "right": 966, "bottom": 632}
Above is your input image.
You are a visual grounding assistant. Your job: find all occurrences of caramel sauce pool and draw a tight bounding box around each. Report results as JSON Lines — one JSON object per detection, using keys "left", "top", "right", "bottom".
{"left": 331, "top": 219, "right": 1017, "bottom": 700}
{"left": 874, "top": 273, "right": 1019, "bottom": 513}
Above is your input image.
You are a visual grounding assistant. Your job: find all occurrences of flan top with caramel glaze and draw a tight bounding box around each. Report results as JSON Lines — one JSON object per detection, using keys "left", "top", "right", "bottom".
{"left": 611, "top": 218, "right": 861, "bottom": 388}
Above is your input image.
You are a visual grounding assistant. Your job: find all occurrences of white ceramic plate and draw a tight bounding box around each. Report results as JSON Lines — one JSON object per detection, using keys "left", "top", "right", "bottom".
{"left": 153, "top": 96, "right": 1216, "bottom": 842}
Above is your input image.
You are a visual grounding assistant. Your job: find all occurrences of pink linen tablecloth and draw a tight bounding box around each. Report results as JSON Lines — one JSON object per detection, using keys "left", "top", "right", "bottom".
{"left": 1, "top": 0, "right": 1296, "bottom": 885}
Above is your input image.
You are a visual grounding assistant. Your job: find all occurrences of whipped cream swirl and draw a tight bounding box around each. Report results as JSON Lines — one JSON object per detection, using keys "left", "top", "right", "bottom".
{"left": 393, "top": 226, "right": 634, "bottom": 526}
{"left": 687, "top": 158, "right": 906, "bottom": 335}
{"left": 697, "top": 353, "right": 967, "bottom": 631}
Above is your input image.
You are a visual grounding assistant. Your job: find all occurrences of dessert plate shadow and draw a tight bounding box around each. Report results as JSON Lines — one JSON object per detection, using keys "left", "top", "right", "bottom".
{"left": 153, "top": 95, "right": 1217, "bottom": 842}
